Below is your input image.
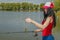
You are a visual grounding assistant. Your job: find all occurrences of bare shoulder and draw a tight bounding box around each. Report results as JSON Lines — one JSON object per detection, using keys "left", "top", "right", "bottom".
{"left": 47, "top": 16, "right": 53, "bottom": 23}
{"left": 46, "top": 16, "right": 51, "bottom": 20}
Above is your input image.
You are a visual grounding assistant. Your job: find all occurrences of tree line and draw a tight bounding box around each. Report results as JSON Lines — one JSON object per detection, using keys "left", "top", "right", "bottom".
{"left": 0, "top": 2, "right": 41, "bottom": 11}
{"left": 0, "top": 0, "right": 60, "bottom": 11}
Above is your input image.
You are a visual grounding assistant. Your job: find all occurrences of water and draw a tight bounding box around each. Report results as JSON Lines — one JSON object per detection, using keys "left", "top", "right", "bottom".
{"left": 0, "top": 11, "right": 60, "bottom": 40}
{"left": 0, "top": 11, "right": 43, "bottom": 40}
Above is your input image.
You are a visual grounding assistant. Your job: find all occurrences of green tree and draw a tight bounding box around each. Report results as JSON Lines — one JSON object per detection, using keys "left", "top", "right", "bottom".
{"left": 33, "top": 4, "right": 39, "bottom": 10}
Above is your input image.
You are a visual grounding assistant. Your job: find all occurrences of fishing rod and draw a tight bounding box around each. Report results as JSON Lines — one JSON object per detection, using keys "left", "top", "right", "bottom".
{"left": 0, "top": 31, "right": 34, "bottom": 34}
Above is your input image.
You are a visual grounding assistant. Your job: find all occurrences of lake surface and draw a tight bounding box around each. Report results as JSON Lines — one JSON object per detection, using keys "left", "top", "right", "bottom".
{"left": 0, "top": 11, "right": 60, "bottom": 40}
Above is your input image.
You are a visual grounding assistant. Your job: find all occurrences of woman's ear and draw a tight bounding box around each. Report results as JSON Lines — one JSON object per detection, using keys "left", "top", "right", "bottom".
{"left": 44, "top": 9, "right": 47, "bottom": 14}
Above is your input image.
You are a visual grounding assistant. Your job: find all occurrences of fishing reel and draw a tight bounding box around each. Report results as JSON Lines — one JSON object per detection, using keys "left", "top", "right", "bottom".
{"left": 34, "top": 32, "right": 38, "bottom": 37}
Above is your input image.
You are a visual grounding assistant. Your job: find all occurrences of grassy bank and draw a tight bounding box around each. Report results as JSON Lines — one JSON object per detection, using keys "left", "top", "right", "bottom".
{"left": 53, "top": 11, "right": 60, "bottom": 33}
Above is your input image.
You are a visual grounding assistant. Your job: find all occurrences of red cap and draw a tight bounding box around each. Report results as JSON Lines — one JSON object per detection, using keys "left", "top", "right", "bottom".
{"left": 50, "top": 2, "right": 54, "bottom": 8}
{"left": 43, "top": 2, "right": 54, "bottom": 9}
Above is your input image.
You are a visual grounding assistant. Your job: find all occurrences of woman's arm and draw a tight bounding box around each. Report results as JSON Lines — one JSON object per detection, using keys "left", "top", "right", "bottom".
{"left": 25, "top": 17, "right": 51, "bottom": 30}
{"left": 31, "top": 17, "right": 51, "bottom": 30}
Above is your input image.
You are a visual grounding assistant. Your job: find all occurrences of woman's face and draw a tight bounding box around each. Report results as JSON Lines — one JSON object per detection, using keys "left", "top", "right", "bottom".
{"left": 44, "top": 9, "right": 47, "bottom": 14}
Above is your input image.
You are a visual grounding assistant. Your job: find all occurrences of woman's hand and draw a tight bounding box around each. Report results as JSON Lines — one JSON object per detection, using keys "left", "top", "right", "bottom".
{"left": 25, "top": 18, "right": 33, "bottom": 23}
{"left": 34, "top": 29, "right": 41, "bottom": 33}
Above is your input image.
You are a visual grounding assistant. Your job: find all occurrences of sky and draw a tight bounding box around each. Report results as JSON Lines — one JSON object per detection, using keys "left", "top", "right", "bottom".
{"left": 0, "top": 0, "right": 52, "bottom": 4}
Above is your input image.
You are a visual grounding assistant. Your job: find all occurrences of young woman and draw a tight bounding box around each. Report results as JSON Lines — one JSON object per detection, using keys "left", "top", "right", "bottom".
{"left": 25, "top": 2, "right": 56, "bottom": 40}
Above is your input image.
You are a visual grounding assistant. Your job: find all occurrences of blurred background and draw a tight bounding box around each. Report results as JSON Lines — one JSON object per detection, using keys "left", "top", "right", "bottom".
{"left": 0, "top": 0, "right": 60, "bottom": 40}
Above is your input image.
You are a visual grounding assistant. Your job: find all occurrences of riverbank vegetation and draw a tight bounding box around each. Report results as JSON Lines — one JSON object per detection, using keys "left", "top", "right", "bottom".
{"left": 0, "top": 0, "right": 60, "bottom": 12}
{"left": 54, "top": 0, "right": 60, "bottom": 32}
{"left": 53, "top": 11, "right": 60, "bottom": 33}
{"left": 0, "top": 2, "right": 40, "bottom": 11}
{"left": 54, "top": 0, "right": 60, "bottom": 11}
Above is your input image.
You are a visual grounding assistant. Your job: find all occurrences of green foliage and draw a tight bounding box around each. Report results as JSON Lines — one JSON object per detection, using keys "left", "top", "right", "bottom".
{"left": 0, "top": 2, "right": 40, "bottom": 11}
{"left": 40, "top": 3, "right": 44, "bottom": 11}
{"left": 54, "top": 0, "right": 60, "bottom": 11}
{"left": 0, "top": 1, "right": 60, "bottom": 11}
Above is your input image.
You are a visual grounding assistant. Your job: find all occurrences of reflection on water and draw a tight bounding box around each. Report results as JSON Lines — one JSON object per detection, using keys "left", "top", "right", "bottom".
{"left": 0, "top": 33, "right": 42, "bottom": 40}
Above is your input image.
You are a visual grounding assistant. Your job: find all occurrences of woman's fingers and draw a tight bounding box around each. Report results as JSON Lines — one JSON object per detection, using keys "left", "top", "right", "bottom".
{"left": 25, "top": 18, "right": 32, "bottom": 23}
{"left": 34, "top": 29, "right": 40, "bottom": 32}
